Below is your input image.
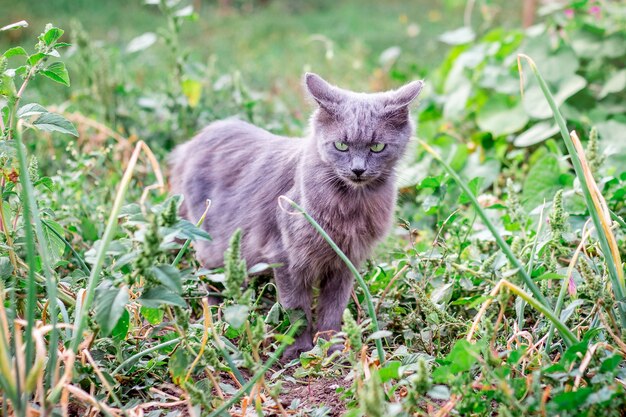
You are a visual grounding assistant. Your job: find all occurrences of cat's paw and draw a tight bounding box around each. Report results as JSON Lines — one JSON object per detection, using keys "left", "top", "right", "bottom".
{"left": 282, "top": 341, "right": 314, "bottom": 362}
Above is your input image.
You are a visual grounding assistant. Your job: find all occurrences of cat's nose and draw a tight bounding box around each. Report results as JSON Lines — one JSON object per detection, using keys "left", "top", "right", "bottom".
{"left": 352, "top": 168, "right": 365, "bottom": 177}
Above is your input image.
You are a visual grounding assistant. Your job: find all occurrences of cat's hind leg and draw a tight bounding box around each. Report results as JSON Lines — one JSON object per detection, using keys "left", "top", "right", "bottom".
{"left": 274, "top": 265, "right": 314, "bottom": 361}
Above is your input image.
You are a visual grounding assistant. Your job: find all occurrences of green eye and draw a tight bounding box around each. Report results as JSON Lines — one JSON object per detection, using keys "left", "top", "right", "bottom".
{"left": 334, "top": 141, "right": 349, "bottom": 151}
{"left": 370, "top": 143, "right": 386, "bottom": 153}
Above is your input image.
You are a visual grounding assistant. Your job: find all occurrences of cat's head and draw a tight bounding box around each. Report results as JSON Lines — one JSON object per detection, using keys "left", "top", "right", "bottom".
{"left": 304, "top": 72, "right": 423, "bottom": 188}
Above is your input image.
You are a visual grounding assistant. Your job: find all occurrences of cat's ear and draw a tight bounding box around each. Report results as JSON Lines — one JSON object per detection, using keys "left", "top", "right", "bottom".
{"left": 305, "top": 72, "right": 344, "bottom": 112}
{"left": 382, "top": 80, "right": 424, "bottom": 128}
{"left": 387, "top": 80, "right": 424, "bottom": 108}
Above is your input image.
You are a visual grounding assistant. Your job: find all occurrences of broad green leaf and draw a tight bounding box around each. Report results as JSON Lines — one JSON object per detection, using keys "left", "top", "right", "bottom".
{"left": 111, "top": 308, "right": 130, "bottom": 341}
{"left": 42, "top": 219, "right": 65, "bottom": 261}
{"left": 224, "top": 304, "right": 249, "bottom": 329}
{"left": 17, "top": 103, "right": 48, "bottom": 118}
{"left": 40, "top": 62, "right": 70, "bottom": 86}
{"left": 27, "top": 53, "right": 45, "bottom": 66}
{"left": 169, "top": 348, "right": 189, "bottom": 384}
{"left": 522, "top": 153, "right": 564, "bottom": 210}
{"left": 140, "top": 306, "right": 164, "bottom": 325}
{"left": 94, "top": 284, "right": 130, "bottom": 337}
{"left": 447, "top": 339, "right": 480, "bottom": 373}
{"left": 0, "top": 21, "right": 28, "bottom": 32}
{"left": 476, "top": 96, "right": 529, "bottom": 137}
{"left": 378, "top": 360, "right": 401, "bottom": 382}
{"left": 3, "top": 47, "right": 27, "bottom": 58}
{"left": 150, "top": 264, "right": 182, "bottom": 293}
{"left": 126, "top": 32, "right": 157, "bottom": 53}
{"left": 33, "top": 112, "right": 78, "bottom": 136}
{"left": 139, "top": 286, "right": 186, "bottom": 308}
{"left": 42, "top": 27, "right": 64, "bottom": 45}
{"left": 514, "top": 122, "right": 559, "bottom": 147}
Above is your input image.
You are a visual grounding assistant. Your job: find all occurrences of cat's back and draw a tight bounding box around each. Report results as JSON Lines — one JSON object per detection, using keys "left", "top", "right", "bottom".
{"left": 169, "top": 118, "right": 302, "bottom": 266}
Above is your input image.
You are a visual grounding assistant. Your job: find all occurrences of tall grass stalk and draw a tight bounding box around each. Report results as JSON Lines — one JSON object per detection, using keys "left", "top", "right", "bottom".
{"left": 14, "top": 126, "right": 59, "bottom": 392}
{"left": 278, "top": 196, "right": 386, "bottom": 364}
{"left": 70, "top": 141, "right": 164, "bottom": 352}
{"left": 517, "top": 54, "right": 626, "bottom": 327}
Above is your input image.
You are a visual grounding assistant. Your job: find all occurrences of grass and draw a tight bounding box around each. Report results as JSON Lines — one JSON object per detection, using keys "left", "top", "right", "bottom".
{"left": 1, "top": 1, "right": 626, "bottom": 416}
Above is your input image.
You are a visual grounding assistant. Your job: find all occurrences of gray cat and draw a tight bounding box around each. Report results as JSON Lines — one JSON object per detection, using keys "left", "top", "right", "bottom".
{"left": 169, "top": 73, "right": 423, "bottom": 359}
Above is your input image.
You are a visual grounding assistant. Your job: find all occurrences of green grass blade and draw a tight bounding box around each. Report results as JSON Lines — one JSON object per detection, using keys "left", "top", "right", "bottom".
{"left": 279, "top": 196, "right": 386, "bottom": 364}
{"left": 14, "top": 127, "right": 59, "bottom": 390}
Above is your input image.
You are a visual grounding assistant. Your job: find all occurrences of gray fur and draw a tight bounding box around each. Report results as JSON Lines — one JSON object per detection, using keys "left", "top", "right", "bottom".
{"left": 169, "top": 73, "right": 423, "bottom": 359}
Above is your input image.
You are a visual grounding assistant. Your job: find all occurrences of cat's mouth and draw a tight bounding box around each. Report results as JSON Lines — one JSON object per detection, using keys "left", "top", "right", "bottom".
{"left": 346, "top": 176, "right": 373, "bottom": 187}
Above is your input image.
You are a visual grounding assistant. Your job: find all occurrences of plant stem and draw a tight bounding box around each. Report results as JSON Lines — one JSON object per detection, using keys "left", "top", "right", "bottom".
{"left": 279, "top": 196, "right": 386, "bottom": 364}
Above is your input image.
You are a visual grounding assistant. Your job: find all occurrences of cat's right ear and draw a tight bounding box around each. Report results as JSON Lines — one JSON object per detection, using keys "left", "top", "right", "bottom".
{"left": 305, "top": 73, "right": 344, "bottom": 112}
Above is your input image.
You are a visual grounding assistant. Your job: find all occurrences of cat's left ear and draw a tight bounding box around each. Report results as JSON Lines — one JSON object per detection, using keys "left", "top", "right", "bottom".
{"left": 387, "top": 80, "right": 424, "bottom": 108}
{"left": 382, "top": 80, "right": 424, "bottom": 128}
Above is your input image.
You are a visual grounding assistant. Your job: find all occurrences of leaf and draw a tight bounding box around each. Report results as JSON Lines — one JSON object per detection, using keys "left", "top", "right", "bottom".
{"left": 367, "top": 330, "right": 392, "bottom": 340}
{"left": 522, "top": 153, "right": 563, "bottom": 210}
{"left": 174, "top": 5, "right": 194, "bottom": 17}
{"left": 427, "top": 385, "right": 451, "bottom": 400}
{"left": 141, "top": 306, "right": 164, "bottom": 325}
{"left": 181, "top": 78, "right": 202, "bottom": 108}
{"left": 446, "top": 339, "right": 480, "bottom": 373}
{"left": 514, "top": 122, "right": 559, "bottom": 147}
{"left": 248, "top": 262, "right": 271, "bottom": 274}
{"left": 126, "top": 32, "right": 158, "bottom": 53}
{"left": 174, "top": 219, "right": 211, "bottom": 241}
{"left": 378, "top": 361, "right": 401, "bottom": 382}
{"left": 3, "top": 47, "right": 27, "bottom": 58}
{"left": 150, "top": 264, "right": 182, "bottom": 293}
{"left": 111, "top": 308, "right": 130, "bottom": 341}
{"left": 43, "top": 27, "right": 64, "bottom": 45}
{"left": 40, "top": 62, "right": 70, "bottom": 86}
{"left": 94, "top": 284, "right": 130, "bottom": 337}
{"left": 559, "top": 299, "right": 585, "bottom": 323}
{"left": 27, "top": 53, "right": 45, "bottom": 66}
{"left": 0, "top": 21, "right": 28, "bottom": 32}
{"left": 476, "top": 96, "right": 529, "bottom": 137}
{"left": 0, "top": 257, "right": 13, "bottom": 279}
{"left": 33, "top": 112, "right": 78, "bottom": 136}
{"left": 17, "top": 103, "right": 48, "bottom": 118}
{"left": 439, "top": 27, "right": 475, "bottom": 45}
{"left": 42, "top": 219, "right": 65, "bottom": 261}
{"left": 139, "top": 286, "right": 186, "bottom": 308}
{"left": 169, "top": 348, "right": 190, "bottom": 385}
{"left": 224, "top": 304, "right": 249, "bottom": 330}
{"left": 264, "top": 302, "right": 281, "bottom": 324}
{"left": 599, "top": 69, "right": 626, "bottom": 99}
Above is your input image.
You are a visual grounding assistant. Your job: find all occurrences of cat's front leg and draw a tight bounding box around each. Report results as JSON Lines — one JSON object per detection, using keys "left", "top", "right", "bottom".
{"left": 274, "top": 265, "right": 314, "bottom": 360}
{"left": 316, "top": 267, "right": 354, "bottom": 355}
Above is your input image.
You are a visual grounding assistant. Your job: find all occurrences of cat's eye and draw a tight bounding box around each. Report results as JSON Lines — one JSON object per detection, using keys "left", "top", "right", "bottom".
{"left": 334, "top": 141, "right": 349, "bottom": 151}
{"left": 370, "top": 143, "right": 386, "bottom": 153}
